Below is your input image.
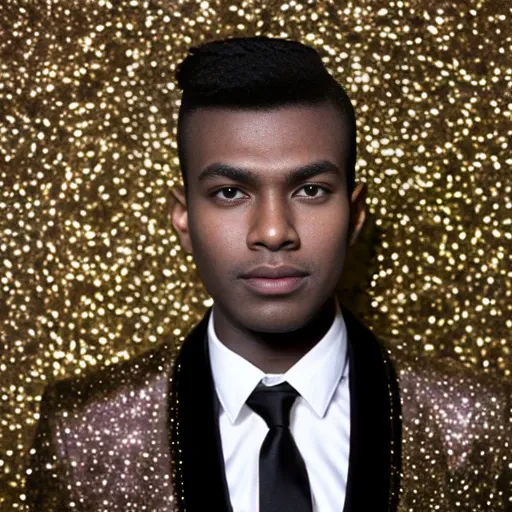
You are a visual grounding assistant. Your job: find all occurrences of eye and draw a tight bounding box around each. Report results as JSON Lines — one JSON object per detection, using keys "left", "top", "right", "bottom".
{"left": 214, "top": 187, "right": 247, "bottom": 201}
{"left": 295, "top": 184, "right": 328, "bottom": 198}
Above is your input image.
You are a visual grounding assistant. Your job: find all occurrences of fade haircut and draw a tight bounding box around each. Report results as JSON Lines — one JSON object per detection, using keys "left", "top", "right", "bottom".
{"left": 175, "top": 36, "right": 356, "bottom": 194}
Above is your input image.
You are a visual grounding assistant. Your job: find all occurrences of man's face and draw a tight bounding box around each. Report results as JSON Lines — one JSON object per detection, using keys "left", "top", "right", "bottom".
{"left": 173, "top": 102, "right": 365, "bottom": 334}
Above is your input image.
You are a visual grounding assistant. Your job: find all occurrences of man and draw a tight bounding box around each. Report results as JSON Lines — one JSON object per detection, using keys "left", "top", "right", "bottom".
{"left": 27, "top": 37, "right": 509, "bottom": 512}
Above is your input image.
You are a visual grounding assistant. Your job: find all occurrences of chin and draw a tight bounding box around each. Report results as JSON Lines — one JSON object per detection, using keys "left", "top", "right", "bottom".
{"left": 235, "top": 302, "right": 320, "bottom": 334}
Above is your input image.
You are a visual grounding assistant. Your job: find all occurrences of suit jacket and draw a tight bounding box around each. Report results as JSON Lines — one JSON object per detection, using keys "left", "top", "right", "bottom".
{"left": 26, "top": 308, "right": 510, "bottom": 512}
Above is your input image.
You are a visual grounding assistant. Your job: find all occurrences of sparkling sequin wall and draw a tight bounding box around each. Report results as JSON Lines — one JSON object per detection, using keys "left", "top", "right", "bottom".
{"left": 0, "top": 0, "right": 510, "bottom": 508}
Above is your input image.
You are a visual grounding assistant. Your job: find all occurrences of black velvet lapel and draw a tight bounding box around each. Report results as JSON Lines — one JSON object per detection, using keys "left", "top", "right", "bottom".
{"left": 342, "top": 306, "right": 402, "bottom": 512}
{"left": 169, "top": 311, "right": 233, "bottom": 512}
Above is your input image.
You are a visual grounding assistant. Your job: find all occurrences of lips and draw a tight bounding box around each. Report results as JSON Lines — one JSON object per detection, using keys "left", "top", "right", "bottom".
{"left": 239, "top": 265, "right": 309, "bottom": 295}
{"left": 240, "top": 265, "right": 309, "bottom": 279}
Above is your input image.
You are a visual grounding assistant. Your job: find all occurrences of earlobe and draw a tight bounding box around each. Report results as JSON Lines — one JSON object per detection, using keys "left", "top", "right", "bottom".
{"left": 171, "top": 186, "right": 193, "bottom": 253}
{"left": 348, "top": 182, "right": 367, "bottom": 246}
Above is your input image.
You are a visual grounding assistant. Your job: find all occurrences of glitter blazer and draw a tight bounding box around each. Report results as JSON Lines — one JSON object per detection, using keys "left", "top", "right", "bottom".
{"left": 26, "top": 308, "right": 510, "bottom": 512}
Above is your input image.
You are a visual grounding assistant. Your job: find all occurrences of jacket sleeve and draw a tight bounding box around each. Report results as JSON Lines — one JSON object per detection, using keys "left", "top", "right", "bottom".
{"left": 25, "top": 383, "right": 76, "bottom": 512}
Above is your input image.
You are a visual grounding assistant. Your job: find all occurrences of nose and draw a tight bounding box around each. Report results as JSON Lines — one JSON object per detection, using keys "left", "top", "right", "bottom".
{"left": 246, "top": 194, "right": 300, "bottom": 252}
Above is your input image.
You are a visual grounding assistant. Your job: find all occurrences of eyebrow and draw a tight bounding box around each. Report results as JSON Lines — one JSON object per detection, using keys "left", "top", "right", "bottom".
{"left": 197, "top": 160, "right": 342, "bottom": 186}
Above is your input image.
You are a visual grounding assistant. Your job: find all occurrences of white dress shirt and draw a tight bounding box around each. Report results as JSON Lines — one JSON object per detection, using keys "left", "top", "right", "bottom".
{"left": 207, "top": 305, "right": 350, "bottom": 512}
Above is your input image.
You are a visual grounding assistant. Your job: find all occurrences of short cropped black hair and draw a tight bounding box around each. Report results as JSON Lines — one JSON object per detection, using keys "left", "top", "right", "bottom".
{"left": 175, "top": 36, "right": 356, "bottom": 194}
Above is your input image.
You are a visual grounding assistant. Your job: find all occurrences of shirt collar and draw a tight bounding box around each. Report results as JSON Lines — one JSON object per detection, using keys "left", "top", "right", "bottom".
{"left": 207, "top": 303, "right": 348, "bottom": 424}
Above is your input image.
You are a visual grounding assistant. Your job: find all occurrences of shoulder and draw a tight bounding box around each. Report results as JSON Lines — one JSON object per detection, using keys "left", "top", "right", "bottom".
{"left": 28, "top": 341, "right": 178, "bottom": 510}
{"left": 386, "top": 350, "right": 510, "bottom": 509}
{"left": 390, "top": 348, "right": 510, "bottom": 466}
{"left": 393, "top": 350, "right": 509, "bottom": 419}
{"left": 39, "top": 340, "right": 176, "bottom": 428}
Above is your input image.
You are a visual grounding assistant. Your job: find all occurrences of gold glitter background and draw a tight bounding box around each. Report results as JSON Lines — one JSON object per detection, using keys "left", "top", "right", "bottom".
{"left": 0, "top": 0, "right": 510, "bottom": 508}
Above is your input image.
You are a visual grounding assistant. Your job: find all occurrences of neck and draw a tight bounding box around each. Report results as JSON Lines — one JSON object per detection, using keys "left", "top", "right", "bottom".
{"left": 212, "top": 298, "right": 336, "bottom": 374}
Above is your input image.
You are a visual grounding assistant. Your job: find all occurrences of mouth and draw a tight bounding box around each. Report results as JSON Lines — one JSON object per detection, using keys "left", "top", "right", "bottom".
{"left": 239, "top": 265, "right": 309, "bottom": 295}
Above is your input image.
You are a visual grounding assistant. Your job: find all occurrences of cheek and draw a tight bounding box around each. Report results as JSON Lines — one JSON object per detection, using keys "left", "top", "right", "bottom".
{"left": 299, "top": 206, "right": 350, "bottom": 253}
{"left": 187, "top": 207, "right": 244, "bottom": 269}
{"left": 314, "top": 224, "right": 350, "bottom": 283}
{"left": 307, "top": 228, "right": 348, "bottom": 276}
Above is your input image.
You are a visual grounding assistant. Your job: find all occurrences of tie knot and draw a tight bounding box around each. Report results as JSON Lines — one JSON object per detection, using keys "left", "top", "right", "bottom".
{"left": 246, "top": 381, "right": 299, "bottom": 428}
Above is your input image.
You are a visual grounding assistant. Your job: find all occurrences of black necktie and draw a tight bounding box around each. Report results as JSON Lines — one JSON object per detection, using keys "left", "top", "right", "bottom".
{"left": 246, "top": 381, "right": 313, "bottom": 512}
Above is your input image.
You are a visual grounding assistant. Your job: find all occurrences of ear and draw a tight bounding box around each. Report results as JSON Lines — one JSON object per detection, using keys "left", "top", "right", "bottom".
{"left": 348, "top": 181, "right": 367, "bottom": 246}
{"left": 171, "top": 186, "right": 193, "bottom": 253}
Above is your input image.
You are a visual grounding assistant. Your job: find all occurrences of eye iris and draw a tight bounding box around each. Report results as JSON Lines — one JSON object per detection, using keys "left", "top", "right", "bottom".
{"left": 304, "top": 185, "right": 318, "bottom": 196}
{"left": 222, "top": 187, "right": 237, "bottom": 199}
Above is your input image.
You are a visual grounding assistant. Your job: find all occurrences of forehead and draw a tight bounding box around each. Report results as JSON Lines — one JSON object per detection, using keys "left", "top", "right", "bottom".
{"left": 183, "top": 103, "right": 349, "bottom": 178}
